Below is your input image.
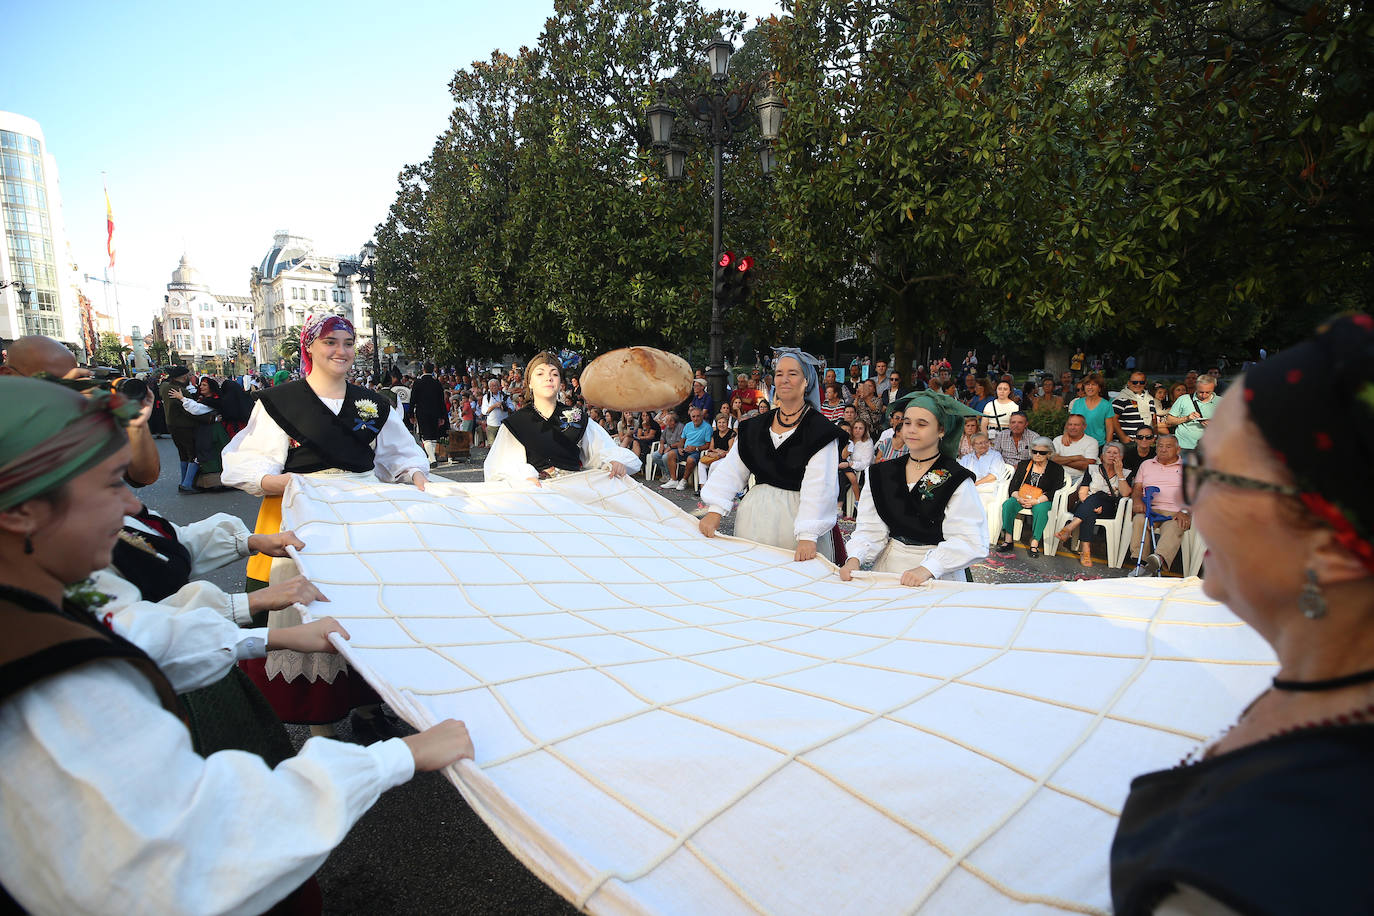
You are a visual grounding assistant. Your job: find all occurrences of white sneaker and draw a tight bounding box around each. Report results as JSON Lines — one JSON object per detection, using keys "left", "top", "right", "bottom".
{"left": 674, "top": 478, "right": 687, "bottom": 490}
{"left": 659, "top": 478, "right": 678, "bottom": 489}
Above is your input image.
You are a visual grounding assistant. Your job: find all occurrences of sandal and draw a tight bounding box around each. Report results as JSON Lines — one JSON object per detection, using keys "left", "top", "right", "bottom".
{"left": 1054, "top": 527, "right": 1074, "bottom": 543}
{"left": 1028, "top": 542, "right": 1041, "bottom": 558}
{"left": 1079, "top": 552, "right": 1093, "bottom": 568}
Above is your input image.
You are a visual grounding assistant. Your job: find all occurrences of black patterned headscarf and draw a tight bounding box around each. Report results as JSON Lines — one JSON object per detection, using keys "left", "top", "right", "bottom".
{"left": 1242, "top": 312, "right": 1374, "bottom": 571}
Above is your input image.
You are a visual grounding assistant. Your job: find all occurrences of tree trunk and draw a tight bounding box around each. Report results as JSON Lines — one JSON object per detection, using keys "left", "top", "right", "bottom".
{"left": 1043, "top": 344, "right": 1070, "bottom": 376}
{"left": 892, "top": 296, "right": 916, "bottom": 381}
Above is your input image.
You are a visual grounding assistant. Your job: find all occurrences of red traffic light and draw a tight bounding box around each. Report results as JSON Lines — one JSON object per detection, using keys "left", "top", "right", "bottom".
{"left": 717, "top": 250, "right": 736, "bottom": 269}
{"left": 736, "top": 255, "right": 755, "bottom": 272}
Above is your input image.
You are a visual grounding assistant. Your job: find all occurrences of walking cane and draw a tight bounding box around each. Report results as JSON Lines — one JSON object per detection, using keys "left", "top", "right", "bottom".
{"left": 1128, "top": 486, "right": 1165, "bottom": 577}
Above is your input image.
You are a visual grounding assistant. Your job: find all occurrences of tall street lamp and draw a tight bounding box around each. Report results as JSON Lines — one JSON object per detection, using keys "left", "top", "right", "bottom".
{"left": 648, "top": 36, "right": 785, "bottom": 407}
{"left": 334, "top": 241, "right": 382, "bottom": 380}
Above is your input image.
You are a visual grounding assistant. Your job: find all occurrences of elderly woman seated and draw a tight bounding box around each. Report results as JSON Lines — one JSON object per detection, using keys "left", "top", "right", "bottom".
{"left": 959, "top": 432, "right": 1007, "bottom": 542}
{"left": 994, "top": 436, "right": 1065, "bottom": 557}
{"left": 1110, "top": 314, "right": 1374, "bottom": 915}
{"left": 1054, "top": 441, "right": 1132, "bottom": 567}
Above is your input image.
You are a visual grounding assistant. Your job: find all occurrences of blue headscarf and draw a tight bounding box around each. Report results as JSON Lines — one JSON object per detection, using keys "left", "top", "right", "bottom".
{"left": 771, "top": 347, "right": 824, "bottom": 412}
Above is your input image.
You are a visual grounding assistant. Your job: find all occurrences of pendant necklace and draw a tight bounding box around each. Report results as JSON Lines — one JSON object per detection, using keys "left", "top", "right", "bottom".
{"left": 776, "top": 404, "right": 808, "bottom": 429}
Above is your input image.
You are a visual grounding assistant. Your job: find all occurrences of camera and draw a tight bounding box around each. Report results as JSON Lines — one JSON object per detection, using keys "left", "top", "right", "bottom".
{"left": 116, "top": 377, "right": 148, "bottom": 401}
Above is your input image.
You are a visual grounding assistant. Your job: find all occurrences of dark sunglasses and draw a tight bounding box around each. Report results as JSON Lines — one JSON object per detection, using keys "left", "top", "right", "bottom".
{"left": 1136, "top": 434, "right": 1155, "bottom": 441}
{"left": 1128, "top": 379, "right": 1146, "bottom": 386}
{"left": 1030, "top": 449, "right": 1051, "bottom": 455}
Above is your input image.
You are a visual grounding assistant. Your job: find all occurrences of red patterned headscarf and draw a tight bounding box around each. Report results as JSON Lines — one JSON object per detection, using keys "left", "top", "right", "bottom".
{"left": 299, "top": 315, "right": 355, "bottom": 376}
{"left": 1243, "top": 312, "right": 1374, "bottom": 571}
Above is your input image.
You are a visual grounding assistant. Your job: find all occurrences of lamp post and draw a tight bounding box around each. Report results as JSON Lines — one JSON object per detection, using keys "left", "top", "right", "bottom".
{"left": 651, "top": 38, "right": 791, "bottom": 403}
{"left": 334, "top": 241, "right": 381, "bottom": 381}
{"left": 648, "top": 37, "right": 785, "bottom": 407}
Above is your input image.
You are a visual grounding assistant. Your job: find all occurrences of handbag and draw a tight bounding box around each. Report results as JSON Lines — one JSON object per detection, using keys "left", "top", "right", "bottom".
{"left": 1017, "top": 483, "right": 1044, "bottom": 501}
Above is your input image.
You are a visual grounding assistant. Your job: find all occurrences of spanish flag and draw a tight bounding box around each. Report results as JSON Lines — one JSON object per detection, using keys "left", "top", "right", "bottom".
{"left": 105, "top": 185, "right": 115, "bottom": 268}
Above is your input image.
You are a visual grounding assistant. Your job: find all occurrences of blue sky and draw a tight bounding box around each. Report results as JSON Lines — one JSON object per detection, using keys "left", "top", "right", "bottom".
{"left": 7, "top": 0, "right": 782, "bottom": 335}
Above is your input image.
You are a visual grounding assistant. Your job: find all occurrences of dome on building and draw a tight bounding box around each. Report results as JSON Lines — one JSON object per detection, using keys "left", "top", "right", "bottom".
{"left": 258, "top": 230, "right": 314, "bottom": 280}
{"left": 169, "top": 252, "right": 208, "bottom": 291}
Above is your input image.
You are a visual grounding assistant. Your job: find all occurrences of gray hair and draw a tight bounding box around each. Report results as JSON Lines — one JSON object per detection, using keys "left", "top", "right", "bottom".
{"left": 970, "top": 432, "right": 989, "bottom": 443}
{"left": 1195, "top": 374, "right": 1218, "bottom": 387}
{"left": 1031, "top": 436, "right": 1054, "bottom": 450}
{"left": 1101, "top": 442, "right": 1125, "bottom": 460}
{"left": 1156, "top": 434, "right": 1178, "bottom": 446}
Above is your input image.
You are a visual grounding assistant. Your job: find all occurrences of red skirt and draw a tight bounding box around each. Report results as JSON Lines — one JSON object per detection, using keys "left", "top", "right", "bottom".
{"left": 238, "top": 658, "right": 381, "bottom": 725}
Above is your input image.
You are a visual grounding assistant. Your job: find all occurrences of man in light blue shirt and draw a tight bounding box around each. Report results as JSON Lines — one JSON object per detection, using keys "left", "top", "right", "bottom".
{"left": 661, "top": 406, "right": 712, "bottom": 491}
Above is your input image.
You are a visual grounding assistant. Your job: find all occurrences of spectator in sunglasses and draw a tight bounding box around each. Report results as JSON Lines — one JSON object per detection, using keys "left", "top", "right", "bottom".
{"left": 1123, "top": 428, "right": 1157, "bottom": 475}
{"left": 1112, "top": 372, "right": 1159, "bottom": 444}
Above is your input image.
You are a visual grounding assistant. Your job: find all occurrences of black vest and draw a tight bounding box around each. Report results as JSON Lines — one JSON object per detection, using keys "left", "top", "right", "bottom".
{"left": 501, "top": 404, "right": 587, "bottom": 474}
{"left": 256, "top": 381, "right": 390, "bottom": 474}
{"left": 1111, "top": 725, "right": 1374, "bottom": 916}
{"left": 736, "top": 409, "right": 847, "bottom": 491}
{"left": 111, "top": 507, "right": 193, "bottom": 603}
{"left": 866, "top": 453, "right": 974, "bottom": 546}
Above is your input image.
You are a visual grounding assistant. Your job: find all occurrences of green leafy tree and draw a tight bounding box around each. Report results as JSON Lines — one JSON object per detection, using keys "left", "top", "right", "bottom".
{"left": 93, "top": 332, "right": 129, "bottom": 370}
{"left": 278, "top": 325, "right": 302, "bottom": 367}
{"left": 147, "top": 339, "right": 171, "bottom": 366}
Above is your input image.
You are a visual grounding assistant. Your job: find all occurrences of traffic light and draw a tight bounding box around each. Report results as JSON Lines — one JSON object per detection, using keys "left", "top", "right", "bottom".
{"left": 714, "top": 250, "right": 736, "bottom": 301}
{"left": 726, "top": 254, "right": 755, "bottom": 309}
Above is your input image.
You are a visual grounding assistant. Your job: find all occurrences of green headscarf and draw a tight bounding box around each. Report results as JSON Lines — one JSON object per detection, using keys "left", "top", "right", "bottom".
{"left": 891, "top": 390, "right": 984, "bottom": 459}
{"left": 0, "top": 377, "right": 136, "bottom": 510}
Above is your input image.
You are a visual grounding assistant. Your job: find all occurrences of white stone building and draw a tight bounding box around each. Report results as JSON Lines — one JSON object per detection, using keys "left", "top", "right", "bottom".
{"left": 0, "top": 111, "right": 83, "bottom": 354}
{"left": 250, "top": 230, "right": 380, "bottom": 371}
{"left": 160, "top": 254, "right": 254, "bottom": 370}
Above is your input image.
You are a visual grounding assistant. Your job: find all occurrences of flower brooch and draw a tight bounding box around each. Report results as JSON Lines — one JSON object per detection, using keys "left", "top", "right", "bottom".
{"left": 917, "top": 468, "right": 951, "bottom": 499}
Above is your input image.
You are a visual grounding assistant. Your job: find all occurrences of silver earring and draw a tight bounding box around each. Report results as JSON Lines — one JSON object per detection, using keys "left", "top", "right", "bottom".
{"left": 1299, "top": 569, "right": 1327, "bottom": 620}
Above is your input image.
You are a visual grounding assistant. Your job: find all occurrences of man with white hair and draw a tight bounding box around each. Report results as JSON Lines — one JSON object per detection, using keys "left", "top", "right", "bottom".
{"left": 1166, "top": 374, "right": 1221, "bottom": 452}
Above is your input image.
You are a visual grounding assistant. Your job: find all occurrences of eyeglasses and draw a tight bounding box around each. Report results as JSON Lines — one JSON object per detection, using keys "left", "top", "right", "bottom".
{"left": 1135, "top": 435, "right": 1155, "bottom": 441}
{"left": 1180, "top": 451, "right": 1302, "bottom": 505}
{"left": 1128, "top": 379, "right": 1146, "bottom": 386}
{"left": 1030, "top": 449, "right": 1051, "bottom": 455}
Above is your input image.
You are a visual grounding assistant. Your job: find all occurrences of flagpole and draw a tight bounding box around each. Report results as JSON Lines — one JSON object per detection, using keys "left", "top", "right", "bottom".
{"left": 102, "top": 173, "right": 125, "bottom": 373}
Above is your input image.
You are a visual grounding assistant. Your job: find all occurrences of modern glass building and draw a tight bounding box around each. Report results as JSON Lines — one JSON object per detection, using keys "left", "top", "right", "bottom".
{"left": 0, "top": 111, "right": 78, "bottom": 350}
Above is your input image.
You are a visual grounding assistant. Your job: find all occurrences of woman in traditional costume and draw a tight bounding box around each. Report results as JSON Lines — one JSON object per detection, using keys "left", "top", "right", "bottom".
{"left": 222, "top": 315, "right": 428, "bottom": 733}
{"left": 839, "top": 391, "right": 988, "bottom": 585}
{"left": 699, "top": 349, "right": 847, "bottom": 562}
{"left": 0, "top": 376, "right": 473, "bottom": 914}
{"left": 483, "top": 351, "right": 640, "bottom": 484}
{"left": 105, "top": 501, "right": 326, "bottom": 763}
{"left": 1111, "top": 314, "right": 1374, "bottom": 915}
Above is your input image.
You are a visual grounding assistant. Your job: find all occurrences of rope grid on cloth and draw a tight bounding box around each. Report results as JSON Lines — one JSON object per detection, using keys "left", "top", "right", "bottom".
{"left": 279, "top": 472, "right": 1276, "bottom": 916}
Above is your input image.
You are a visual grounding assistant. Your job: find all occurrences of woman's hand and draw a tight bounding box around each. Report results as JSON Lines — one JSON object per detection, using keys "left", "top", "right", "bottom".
{"left": 607, "top": 461, "right": 627, "bottom": 479}
{"left": 248, "top": 575, "right": 329, "bottom": 613}
{"left": 403, "top": 720, "right": 475, "bottom": 771}
{"left": 838, "top": 557, "right": 861, "bottom": 581}
{"left": 268, "top": 616, "right": 350, "bottom": 653}
{"left": 247, "top": 530, "right": 306, "bottom": 557}
{"left": 900, "top": 567, "right": 934, "bottom": 587}
{"left": 794, "top": 540, "right": 818, "bottom": 562}
{"left": 259, "top": 473, "right": 295, "bottom": 497}
{"left": 699, "top": 512, "right": 722, "bottom": 538}
{"left": 411, "top": 471, "right": 428, "bottom": 492}
{"left": 1078, "top": 486, "right": 1090, "bottom": 501}
{"left": 167, "top": 387, "right": 184, "bottom": 401}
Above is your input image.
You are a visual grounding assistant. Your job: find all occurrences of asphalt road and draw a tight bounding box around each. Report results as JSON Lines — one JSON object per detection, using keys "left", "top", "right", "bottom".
{"left": 141, "top": 436, "right": 1130, "bottom": 914}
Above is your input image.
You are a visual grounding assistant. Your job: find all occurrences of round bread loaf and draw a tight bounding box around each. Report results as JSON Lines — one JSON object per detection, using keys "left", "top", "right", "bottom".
{"left": 580, "top": 347, "right": 693, "bottom": 412}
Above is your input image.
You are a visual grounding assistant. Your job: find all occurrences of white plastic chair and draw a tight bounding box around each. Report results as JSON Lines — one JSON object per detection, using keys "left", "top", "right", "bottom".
{"left": 981, "top": 463, "right": 1014, "bottom": 544}
{"left": 1077, "top": 495, "right": 1134, "bottom": 567}
{"left": 643, "top": 442, "right": 663, "bottom": 482}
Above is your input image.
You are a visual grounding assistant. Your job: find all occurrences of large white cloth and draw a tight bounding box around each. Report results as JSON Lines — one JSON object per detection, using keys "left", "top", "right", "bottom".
{"left": 699, "top": 425, "right": 840, "bottom": 544}
{"left": 221, "top": 397, "right": 427, "bottom": 497}
{"left": 0, "top": 587, "right": 415, "bottom": 916}
{"left": 484, "top": 418, "right": 642, "bottom": 485}
{"left": 274, "top": 472, "right": 1276, "bottom": 916}
{"left": 846, "top": 478, "right": 988, "bottom": 581}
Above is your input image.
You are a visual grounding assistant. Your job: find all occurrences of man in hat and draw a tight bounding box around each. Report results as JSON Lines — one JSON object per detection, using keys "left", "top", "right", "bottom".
{"left": 159, "top": 365, "right": 207, "bottom": 492}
